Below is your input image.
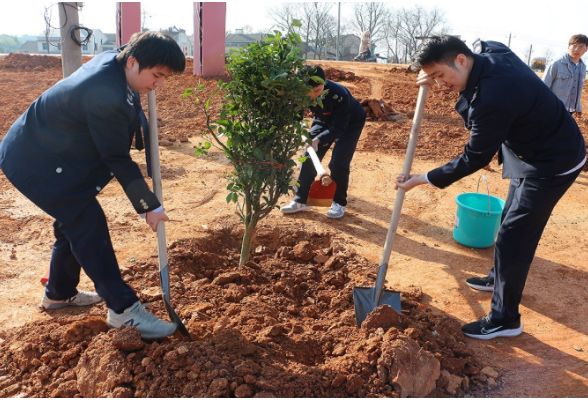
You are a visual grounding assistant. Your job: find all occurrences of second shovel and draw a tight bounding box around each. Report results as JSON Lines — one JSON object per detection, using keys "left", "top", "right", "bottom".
{"left": 304, "top": 139, "right": 337, "bottom": 207}
{"left": 353, "top": 84, "right": 429, "bottom": 327}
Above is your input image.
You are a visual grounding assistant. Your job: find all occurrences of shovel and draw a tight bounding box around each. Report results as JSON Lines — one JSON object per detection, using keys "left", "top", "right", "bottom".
{"left": 303, "top": 137, "right": 337, "bottom": 207}
{"left": 147, "top": 91, "right": 192, "bottom": 340}
{"left": 353, "top": 84, "right": 429, "bottom": 327}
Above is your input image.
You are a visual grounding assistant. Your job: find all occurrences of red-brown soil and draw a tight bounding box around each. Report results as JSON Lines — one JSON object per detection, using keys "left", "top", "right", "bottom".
{"left": 0, "top": 53, "right": 587, "bottom": 397}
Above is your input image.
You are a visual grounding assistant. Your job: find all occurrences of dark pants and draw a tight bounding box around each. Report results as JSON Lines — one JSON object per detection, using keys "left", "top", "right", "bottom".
{"left": 487, "top": 170, "right": 581, "bottom": 324}
{"left": 294, "top": 120, "right": 364, "bottom": 207}
{"left": 45, "top": 199, "right": 139, "bottom": 312}
{"left": 356, "top": 50, "right": 371, "bottom": 61}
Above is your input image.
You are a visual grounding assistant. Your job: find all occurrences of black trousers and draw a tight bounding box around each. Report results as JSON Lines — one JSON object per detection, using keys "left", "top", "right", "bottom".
{"left": 487, "top": 170, "right": 581, "bottom": 324}
{"left": 45, "top": 198, "right": 139, "bottom": 312}
{"left": 294, "top": 120, "right": 364, "bottom": 207}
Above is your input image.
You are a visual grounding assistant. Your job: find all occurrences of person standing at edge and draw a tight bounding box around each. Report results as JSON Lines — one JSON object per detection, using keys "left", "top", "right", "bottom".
{"left": 395, "top": 36, "right": 586, "bottom": 340}
{"left": 280, "top": 65, "right": 366, "bottom": 219}
{"left": 542, "top": 34, "right": 587, "bottom": 118}
{"left": 0, "top": 31, "right": 186, "bottom": 340}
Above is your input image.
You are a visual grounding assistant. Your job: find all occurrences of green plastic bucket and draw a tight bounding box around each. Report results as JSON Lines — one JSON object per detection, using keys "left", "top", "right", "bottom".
{"left": 453, "top": 177, "right": 505, "bottom": 248}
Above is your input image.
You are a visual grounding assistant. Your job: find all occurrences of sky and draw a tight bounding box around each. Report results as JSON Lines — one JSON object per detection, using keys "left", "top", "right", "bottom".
{"left": 1, "top": 1, "right": 586, "bottom": 61}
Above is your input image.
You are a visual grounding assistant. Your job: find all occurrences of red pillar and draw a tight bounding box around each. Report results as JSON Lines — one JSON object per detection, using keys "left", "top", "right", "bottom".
{"left": 193, "top": 3, "right": 201, "bottom": 74}
{"left": 193, "top": 2, "right": 226, "bottom": 76}
{"left": 116, "top": 2, "right": 142, "bottom": 47}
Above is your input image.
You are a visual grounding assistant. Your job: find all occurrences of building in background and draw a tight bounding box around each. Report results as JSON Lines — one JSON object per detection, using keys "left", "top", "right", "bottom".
{"left": 17, "top": 27, "right": 192, "bottom": 57}
{"left": 225, "top": 30, "right": 362, "bottom": 61}
{"left": 225, "top": 30, "right": 266, "bottom": 52}
{"left": 18, "top": 29, "right": 116, "bottom": 55}
{"left": 161, "top": 27, "right": 192, "bottom": 57}
{"left": 304, "top": 34, "right": 361, "bottom": 61}
{"left": 329, "top": 34, "right": 361, "bottom": 61}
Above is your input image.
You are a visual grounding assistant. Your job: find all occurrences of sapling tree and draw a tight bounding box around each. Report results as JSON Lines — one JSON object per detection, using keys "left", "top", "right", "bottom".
{"left": 184, "top": 21, "right": 323, "bottom": 266}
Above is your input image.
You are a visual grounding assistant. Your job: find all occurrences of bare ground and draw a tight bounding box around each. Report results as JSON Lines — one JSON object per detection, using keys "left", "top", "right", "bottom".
{"left": 0, "top": 54, "right": 587, "bottom": 397}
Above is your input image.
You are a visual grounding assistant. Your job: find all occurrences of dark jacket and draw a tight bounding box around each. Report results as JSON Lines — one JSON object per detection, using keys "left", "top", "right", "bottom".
{"left": 308, "top": 79, "right": 366, "bottom": 143}
{"left": 0, "top": 51, "right": 160, "bottom": 225}
{"left": 428, "top": 41, "right": 586, "bottom": 189}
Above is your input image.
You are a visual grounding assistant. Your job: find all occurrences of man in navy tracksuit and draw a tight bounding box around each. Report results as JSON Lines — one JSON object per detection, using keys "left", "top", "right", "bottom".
{"left": 280, "top": 66, "right": 366, "bottom": 218}
{"left": 0, "top": 31, "right": 185, "bottom": 339}
{"left": 396, "top": 36, "right": 585, "bottom": 340}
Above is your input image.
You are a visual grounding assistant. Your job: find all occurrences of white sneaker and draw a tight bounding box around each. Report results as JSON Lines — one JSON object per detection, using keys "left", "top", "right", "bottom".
{"left": 280, "top": 200, "right": 313, "bottom": 214}
{"left": 326, "top": 202, "right": 345, "bottom": 219}
{"left": 107, "top": 301, "right": 177, "bottom": 340}
{"left": 41, "top": 290, "right": 103, "bottom": 310}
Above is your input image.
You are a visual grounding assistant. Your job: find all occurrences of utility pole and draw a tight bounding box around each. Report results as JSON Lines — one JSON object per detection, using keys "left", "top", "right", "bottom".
{"left": 507, "top": 33, "right": 515, "bottom": 48}
{"left": 336, "top": 2, "right": 341, "bottom": 61}
{"left": 527, "top": 44, "right": 533, "bottom": 66}
{"left": 59, "top": 2, "right": 82, "bottom": 78}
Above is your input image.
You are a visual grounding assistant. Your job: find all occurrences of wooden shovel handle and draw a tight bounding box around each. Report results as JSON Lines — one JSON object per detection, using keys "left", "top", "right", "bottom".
{"left": 147, "top": 92, "right": 169, "bottom": 280}
{"left": 304, "top": 137, "right": 332, "bottom": 186}
{"left": 380, "top": 84, "right": 429, "bottom": 265}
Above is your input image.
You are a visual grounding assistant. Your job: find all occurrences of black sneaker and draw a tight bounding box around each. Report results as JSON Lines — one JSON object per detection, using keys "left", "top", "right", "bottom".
{"left": 462, "top": 315, "right": 523, "bottom": 340}
{"left": 465, "top": 276, "right": 494, "bottom": 291}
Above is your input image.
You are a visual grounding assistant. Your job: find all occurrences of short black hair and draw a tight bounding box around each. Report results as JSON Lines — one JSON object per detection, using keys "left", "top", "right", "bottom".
{"left": 304, "top": 65, "right": 326, "bottom": 87}
{"left": 569, "top": 34, "right": 588, "bottom": 47}
{"left": 412, "top": 35, "right": 474, "bottom": 70}
{"left": 116, "top": 31, "right": 186, "bottom": 74}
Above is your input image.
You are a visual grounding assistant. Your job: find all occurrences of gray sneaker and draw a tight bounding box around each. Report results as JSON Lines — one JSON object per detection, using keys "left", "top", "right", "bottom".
{"left": 326, "top": 202, "right": 345, "bottom": 219}
{"left": 280, "top": 200, "right": 312, "bottom": 214}
{"left": 107, "top": 301, "right": 178, "bottom": 340}
{"left": 41, "top": 290, "right": 103, "bottom": 310}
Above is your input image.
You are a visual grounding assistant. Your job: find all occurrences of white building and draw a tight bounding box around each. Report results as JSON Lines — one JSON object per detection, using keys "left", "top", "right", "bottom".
{"left": 161, "top": 27, "right": 193, "bottom": 57}
{"left": 18, "top": 29, "right": 116, "bottom": 55}
{"left": 18, "top": 28, "right": 191, "bottom": 56}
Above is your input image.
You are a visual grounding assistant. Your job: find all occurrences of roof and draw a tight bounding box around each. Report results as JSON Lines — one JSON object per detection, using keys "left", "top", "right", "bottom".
{"left": 226, "top": 33, "right": 266, "bottom": 43}
{"left": 18, "top": 41, "right": 39, "bottom": 51}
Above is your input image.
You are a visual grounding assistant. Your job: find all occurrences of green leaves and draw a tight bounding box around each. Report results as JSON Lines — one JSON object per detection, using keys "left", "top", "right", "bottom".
{"left": 226, "top": 192, "right": 238, "bottom": 204}
{"left": 183, "top": 20, "right": 319, "bottom": 265}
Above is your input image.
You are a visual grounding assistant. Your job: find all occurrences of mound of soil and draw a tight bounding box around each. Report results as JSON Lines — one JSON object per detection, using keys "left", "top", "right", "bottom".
{"left": 324, "top": 67, "right": 364, "bottom": 82}
{"left": 0, "top": 53, "right": 61, "bottom": 71}
{"left": 0, "top": 223, "right": 495, "bottom": 397}
{"left": 362, "top": 99, "right": 401, "bottom": 122}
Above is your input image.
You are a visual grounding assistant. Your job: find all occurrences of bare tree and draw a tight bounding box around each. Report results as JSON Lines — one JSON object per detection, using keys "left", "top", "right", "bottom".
{"left": 382, "top": 10, "right": 403, "bottom": 63}
{"left": 267, "top": 2, "right": 300, "bottom": 31}
{"left": 307, "top": 2, "right": 335, "bottom": 60}
{"left": 350, "top": 2, "right": 391, "bottom": 48}
{"left": 299, "top": 3, "right": 316, "bottom": 59}
{"left": 267, "top": 2, "right": 334, "bottom": 60}
{"left": 314, "top": 13, "right": 339, "bottom": 59}
{"left": 383, "top": 5, "right": 448, "bottom": 64}
{"left": 544, "top": 47, "right": 555, "bottom": 65}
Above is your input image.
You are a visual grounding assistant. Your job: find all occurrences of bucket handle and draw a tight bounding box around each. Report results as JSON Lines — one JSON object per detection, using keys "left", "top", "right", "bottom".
{"left": 476, "top": 175, "right": 491, "bottom": 215}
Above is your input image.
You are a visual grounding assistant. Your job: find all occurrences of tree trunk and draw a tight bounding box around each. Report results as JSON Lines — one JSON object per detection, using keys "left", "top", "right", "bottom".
{"left": 239, "top": 214, "right": 259, "bottom": 267}
{"left": 304, "top": 23, "right": 311, "bottom": 59}
{"left": 314, "top": 23, "right": 320, "bottom": 60}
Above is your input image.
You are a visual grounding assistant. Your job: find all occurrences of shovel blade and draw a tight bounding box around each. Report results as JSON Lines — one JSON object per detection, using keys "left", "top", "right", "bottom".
{"left": 307, "top": 181, "right": 337, "bottom": 207}
{"left": 160, "top": 266, "right": 192, "bottom": 341}
{"left": 353, "top": 286, "right": 401, "bottom": 328}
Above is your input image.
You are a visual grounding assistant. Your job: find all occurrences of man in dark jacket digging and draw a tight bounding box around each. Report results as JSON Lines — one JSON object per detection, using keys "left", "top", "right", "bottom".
{"left": 395, "top": 36, "right": 585, "bottom": 340}
{"left": 0, "top": 31, "right": 186, "bottom": 339}
{"left": 280, "top": 65, "right": 367, "bottom": 219}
